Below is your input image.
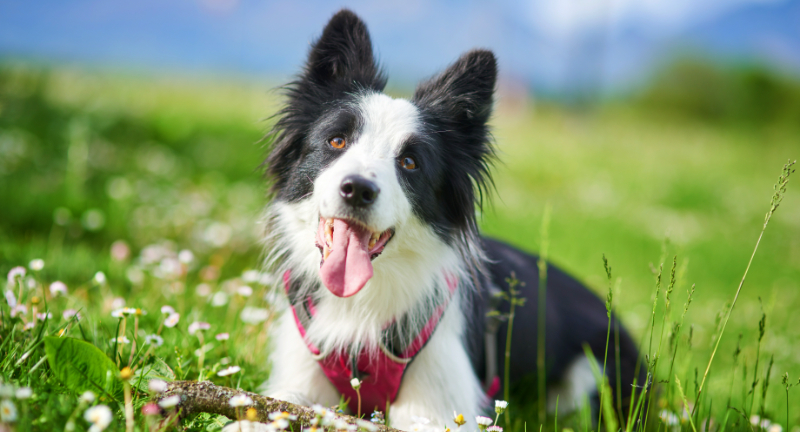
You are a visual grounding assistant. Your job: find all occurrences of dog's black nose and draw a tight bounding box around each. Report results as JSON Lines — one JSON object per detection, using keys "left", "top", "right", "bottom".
{"left": 340, "top": 175, "right": 379, "bottom": 207}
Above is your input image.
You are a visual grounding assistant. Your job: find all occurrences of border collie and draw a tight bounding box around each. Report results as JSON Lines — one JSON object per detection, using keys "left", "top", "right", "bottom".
{"left": 261, "top": 10, "right": 643, "bottom": 430}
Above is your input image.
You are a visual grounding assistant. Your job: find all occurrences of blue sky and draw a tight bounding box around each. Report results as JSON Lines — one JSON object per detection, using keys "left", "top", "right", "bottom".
{"left": 1, "top": 0, "right": 798, "bottom": 93}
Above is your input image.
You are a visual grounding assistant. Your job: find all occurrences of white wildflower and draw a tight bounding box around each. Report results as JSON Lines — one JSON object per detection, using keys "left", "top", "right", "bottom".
{"left": 80, "top": 391, "right": 96, "bottom": 403}
{"left": 240, "top": 307, "right": 269, "bottom": 324}
{"left": 335, "top": 419, "right": 356, "bottom": 431}
{"left": 659, "top": 410, "right": 679, "bottom": 426}
{"left": 29, "top": 259, "right": 45, "bottom": 271}
{"left": 148, "top": 379, "right": 168, "bottom": 393}
{"left": 1, "top": 399, "right": 18, "bottom": 423}
{"left": 49, "top": 281, "right": 68, "bottom": 296}
{"left": 211, "top": 291, "right": 229, "bottom": 307}
{"left": 111, "top": 308, "right": 125, "bottom": 319}
{"left": 178, "top": 249, "right": 194, "bottom": 264}
{"left": 350, "top": 377, "right": 361, "bottom": 391}
{"left": 94, "top": 271, "right": 107, "bottom": 285}
{"left": 164, "top": 313, "right": 180, "bottom": 328}
{"left": 216, "top": 332, "right": 230, "bottom": 341}
{"left": 269, "top": 412, "right": 298, "bottom": 421}
{"left": 188, "top": 321, "right": 210, "bottom": 335}
{"left": 145, "top": 334, "right": 164, "bottom": 347}
{"left": 37, "top": 312, "right": 53, "bottom": 321}
{"left": 158, "top": 257, "right": 182, "bottom": 279}
{"left": 487, "top": 427, "right": 503, "bottom": 432}
{"left": 494, "top": 400, "right": 508, "bottom": 414}
{"left": 356, "top": 419, "right": 378, "bottom": 431}
{"left": 237, "top": 285, "right": 253, "bottom": 297}
{"left": 242, "top": 270, "right": 260, "bottom": 283}
{"left": 110, "top": 240, "right": 130, "bottom": 261}
{"left": 160, "top": 305, "right": 176, "bottom": 315}
{"left": 158, "top": 395, "right": 181, "bottom": 409}
{"left": 111, "top": 297, "right": 125, "bottom": 309}
{"left": 7, "top": 266, "right": 26, "bottom": 285}
{"left": 84, "top": 404, "right": 113, "bottom": 430}
{"left": 229, "top": 394, "right": 254, "bottom": 407}
{"left": 4, "top": 290, "right": 17, "bottom": 308}
{"left": 111, "top": 336, "right": 130, "bottom": 344}
{"left": 768, "top": 424, "right": 783, "bottom": 432}
{"left": 217, "top": 365, "right": 241, "bottom": 377}
{"left": 476, "top": 416, "right": 493, "bottom": 427}
{"left": 11, "top": 304, "right": 27, "bottom": 317}
{"left": 24, "top": 322, "right": 35, "bottom": 330}
{"left": 15, "top": 387, "right": 32, "bottom": 400}
{"left": 222, "top": 420, "right": 273, "bottom": 432}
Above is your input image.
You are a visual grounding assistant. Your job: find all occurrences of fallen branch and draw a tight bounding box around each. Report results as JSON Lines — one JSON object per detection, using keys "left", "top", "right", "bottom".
{"left": 161, "top": 381, "right": 403, "bottom": 431}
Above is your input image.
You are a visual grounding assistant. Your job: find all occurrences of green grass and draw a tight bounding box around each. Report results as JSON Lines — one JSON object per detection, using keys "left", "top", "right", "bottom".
{"left": 0, "top": 64, "right": 798, "bottom": 431}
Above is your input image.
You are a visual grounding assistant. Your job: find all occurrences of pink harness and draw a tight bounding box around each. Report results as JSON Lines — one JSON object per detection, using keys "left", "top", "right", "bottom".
{"left": 283, "top": 271, "right": 460, "bottom": 414}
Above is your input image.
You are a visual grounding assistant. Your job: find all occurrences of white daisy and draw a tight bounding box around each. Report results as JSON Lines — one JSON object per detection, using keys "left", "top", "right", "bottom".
{"left": 1, "top": 399, "right": 18, "bottom": 423}
{"left": 145, "top": 334, "right": 164, "bottom": 347}
{"left": 84, "top": 405, "right": 113, "bottom": 430}
{"left": 80, "top": 391, "right": 96, "bottom": 403}
{"left": 164, "top": 313, "right": 180, "bottom": 328}
{"left": 158, "top": 395, "right": 181, "bottom": 408}
{"left": 49, "top": 281, "right": 68, "bottom": 296}
{"left": 229, "top": 394, "right": 254, "bottom": 407}
{"left": 217, "top": 365, "right": 241, "bottom": 377}
{"left": 29, "top": 259, "right": 45, "bottom": 271}
{"left": 188, "top": 321, "right": 210, "bottom": 335}
{"left": 7, "top": 266, "right": 26, "bottom": 285}
{"left": 148, "top": 379, "right": 168, "bottom": 393}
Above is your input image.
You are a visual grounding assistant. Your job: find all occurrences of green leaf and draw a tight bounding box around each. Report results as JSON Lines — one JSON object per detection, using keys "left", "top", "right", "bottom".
{"left": 44, "top": 336, "right": 120, "bottom": 398}
{"left": 132, "top": 357, "right": 176, "bottom": 393}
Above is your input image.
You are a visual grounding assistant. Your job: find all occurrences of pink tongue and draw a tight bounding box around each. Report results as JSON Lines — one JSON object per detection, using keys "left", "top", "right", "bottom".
{"left": 319, "top": 219, "right": 374, "bottom": 297}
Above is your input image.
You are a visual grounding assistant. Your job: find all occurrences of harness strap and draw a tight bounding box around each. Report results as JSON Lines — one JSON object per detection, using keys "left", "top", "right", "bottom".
{"left": 283, "top": 270, "right": 457, "bottom": 413}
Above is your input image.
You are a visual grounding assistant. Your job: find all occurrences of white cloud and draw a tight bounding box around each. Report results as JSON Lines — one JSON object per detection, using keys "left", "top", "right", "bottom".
{"left": 526, "top": 0, "right": 786, "bottom": 40}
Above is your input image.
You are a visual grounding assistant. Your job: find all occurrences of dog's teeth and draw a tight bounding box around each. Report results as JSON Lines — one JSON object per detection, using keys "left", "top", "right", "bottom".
{"left": 323, "top": 244, "right": 331, "bottom": 260}
{"left": 324, "top": 218, "right": 333, "bottom": 245}
{"left": 369, "top": 237, "right": 376, "bottom": 249}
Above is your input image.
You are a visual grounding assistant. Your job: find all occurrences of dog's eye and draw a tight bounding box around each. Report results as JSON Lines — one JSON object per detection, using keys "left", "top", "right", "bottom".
{"left": 400, "top": 157, "right": 417, "bottom": 170}
{"left": 329, "top": 136, "right": 346, "bottom": 149}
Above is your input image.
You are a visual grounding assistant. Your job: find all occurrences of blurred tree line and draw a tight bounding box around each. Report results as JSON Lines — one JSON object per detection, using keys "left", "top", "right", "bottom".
{"left": 637, "top": 58, "right": 800, "bottom": 128}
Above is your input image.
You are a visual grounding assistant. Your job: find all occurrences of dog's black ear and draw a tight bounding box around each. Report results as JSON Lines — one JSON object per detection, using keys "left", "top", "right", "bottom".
{"left": 413, "top": 50, "right": 497, "bottom": 234}
{"left": 413, "top": 49, "right": 497, "bottom": 132}
{"left": 303, "top": 9, "right": 385, "bottom": 91}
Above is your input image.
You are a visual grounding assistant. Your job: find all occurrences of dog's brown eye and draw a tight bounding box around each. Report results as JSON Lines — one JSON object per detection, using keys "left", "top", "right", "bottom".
{"left": 329, "top": 136, "right": 346, "bottom": 149}
{"left": 401, "top": 157, "right": 417, "bottom": 170}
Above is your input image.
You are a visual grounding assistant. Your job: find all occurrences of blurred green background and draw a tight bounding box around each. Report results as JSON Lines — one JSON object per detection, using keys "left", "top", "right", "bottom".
{"left": 2, "top": 1, "right": 800, "bottom": 429}
{"left": 1, "top": 59, "right": 798, "bottom": 397}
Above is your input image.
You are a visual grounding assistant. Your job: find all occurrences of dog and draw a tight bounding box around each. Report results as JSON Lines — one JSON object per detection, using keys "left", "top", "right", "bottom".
{"left": 260, "top": 9, "right": 644, "bottom": 430}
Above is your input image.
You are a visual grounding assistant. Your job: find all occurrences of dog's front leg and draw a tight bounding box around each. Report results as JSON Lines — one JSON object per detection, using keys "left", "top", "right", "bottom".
{"left": 388, "top": 314, "right": 484, "bottom": 430}
{"left": 262, "top": 312, "right": 340, "bottom": 407}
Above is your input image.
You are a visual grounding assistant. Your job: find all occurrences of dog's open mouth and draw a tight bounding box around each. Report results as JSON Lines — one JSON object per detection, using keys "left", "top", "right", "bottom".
{"left": 315, "top": 217, "right": 394, "bottom": 298}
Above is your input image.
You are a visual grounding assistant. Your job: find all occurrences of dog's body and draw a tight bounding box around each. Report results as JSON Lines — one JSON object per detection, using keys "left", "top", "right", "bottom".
{"left": 261, "top": 10, "right": 643, "bottom": 429}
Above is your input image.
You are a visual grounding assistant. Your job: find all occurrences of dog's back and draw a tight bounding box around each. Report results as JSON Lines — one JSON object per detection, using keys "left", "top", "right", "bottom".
{"left": 466, "top": 238, "right": 646, "bottom": 418}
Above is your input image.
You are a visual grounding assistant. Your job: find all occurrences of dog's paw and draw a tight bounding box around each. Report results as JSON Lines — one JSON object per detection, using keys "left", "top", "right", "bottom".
{"left": 265, "top": 390, "right": 313, "bottom": 407}
{"left": 222, "top": 420, "right": 272, "bottom": 432}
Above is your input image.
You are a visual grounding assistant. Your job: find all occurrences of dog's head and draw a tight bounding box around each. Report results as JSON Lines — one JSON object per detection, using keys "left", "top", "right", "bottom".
{"left": 266, "top": 10, "right": 496, "bottom": 298}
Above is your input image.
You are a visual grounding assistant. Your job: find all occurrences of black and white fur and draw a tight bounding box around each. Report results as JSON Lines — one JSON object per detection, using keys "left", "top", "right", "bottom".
{"left": 260, "top": 10, "right": 643, "bottom": 430}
